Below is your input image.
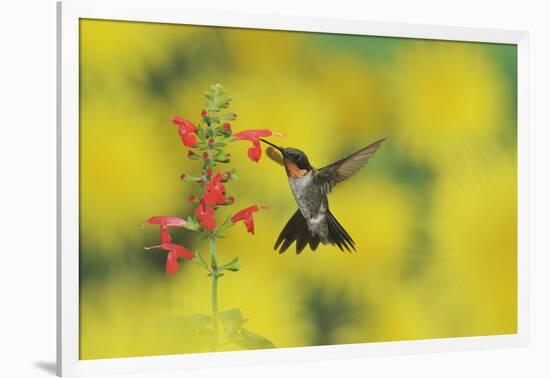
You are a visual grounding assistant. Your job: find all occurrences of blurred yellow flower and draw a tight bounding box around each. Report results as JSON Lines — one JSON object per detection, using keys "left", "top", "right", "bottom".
{"left": 223, "top": 28, "right": 305, "bottom": 75}
{"left": 80, "top": 19, "right": 199, "bottom": 79}
{"left": 311, "top": 55, "right": 388, "bottom": 138}
{"left": 80, "top": 96, "right": 186, "bottom": 253}
{"left": 427, "top": 146, "right": 517, "bottom": 335}
{"left": 389, "top": 41, "right": 507, "bottom": 167}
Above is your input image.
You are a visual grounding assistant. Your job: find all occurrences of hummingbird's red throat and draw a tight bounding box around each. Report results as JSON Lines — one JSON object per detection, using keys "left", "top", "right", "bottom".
{"left": 285, "top": 161, "right": 308, "bottom": 178}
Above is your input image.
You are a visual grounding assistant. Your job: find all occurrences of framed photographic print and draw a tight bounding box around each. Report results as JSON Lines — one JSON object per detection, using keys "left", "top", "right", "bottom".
{"left": 57, "top": 0, "right": 529, "bottom": 376}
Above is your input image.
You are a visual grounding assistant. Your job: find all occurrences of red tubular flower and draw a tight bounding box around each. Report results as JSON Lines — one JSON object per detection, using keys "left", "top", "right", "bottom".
{"left": 172, "top": 116, "right": 197, "bottom": 147}
{"left": 195, "top": 198, "right": 216, "bottom": 230}
{"left": 144, "top": 242, "right": 195, "bottom": 276}
{"left": 160, "top": 228, "right": 172, "bottom": 244}
{"left": 231, "top": 205, "right": 261, "bottom": 235}
{"left": 248, "top": 140, "right": 262, "bottom": 162}
{"left": 233, "top": 129, "right": 280, "bottom": 162}
{"left": 203, "top": 172, "right": 227, "bottom": 206}
{"left": 142, "top": 216, "right": 187, "bottom": 229}
{"left": 233, "top": 129, "right": 273, "bottom": 140}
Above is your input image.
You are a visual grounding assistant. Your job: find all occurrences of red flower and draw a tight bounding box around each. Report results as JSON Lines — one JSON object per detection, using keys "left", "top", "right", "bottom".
{"left": 172, "top": 116, "right": 197, "bottom": 147}
{"left": 231, "top": 205, "right": 262, "bottom": 235}
{"left": 144, "top": 242, "right": 194, "bottom": 276}
{"left": 233, "top": 129, "right": 281, "bottom": 162}
{"left": 160, "top": 228, "right": 171, "bottom": 243}
{"left": 195, "top": 198, "right": 216, "bottom": 230}
{"left": 201, "top": 109, "right": 208, "bottom": 117}
{"left": 233, "top": 129, "right": 273, "bottom": 140}
{"left": 223, "top": 123, "right": 232, "bottom": 131}
{"left": 141, "top": 216, "right": 187, "bottom": 229}
{"left": 203, "top": 172, "right": 227, "bottom": 206}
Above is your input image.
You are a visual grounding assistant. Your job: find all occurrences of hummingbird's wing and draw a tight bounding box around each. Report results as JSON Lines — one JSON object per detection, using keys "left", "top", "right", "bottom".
{"left": 318, "top": 138, "right": 385, "bottom": 194}
{"left": 266, "top": 146, "right": 284, "bottom": 166}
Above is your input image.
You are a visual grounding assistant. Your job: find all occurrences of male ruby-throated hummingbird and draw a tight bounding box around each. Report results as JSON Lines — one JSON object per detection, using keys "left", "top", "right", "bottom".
{"left": 260, "top": 138, "right": 385, "bottom": 254}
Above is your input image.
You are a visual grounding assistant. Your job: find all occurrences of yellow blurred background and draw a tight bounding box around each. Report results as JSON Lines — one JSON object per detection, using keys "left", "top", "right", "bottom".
{"left": 79, "top": 19, "right": 518, "bottom": 359}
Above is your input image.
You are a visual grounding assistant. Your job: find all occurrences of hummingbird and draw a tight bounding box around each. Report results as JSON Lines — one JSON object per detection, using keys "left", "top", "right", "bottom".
{"left": 260, "top": 138, "right": 385, "bottom": 254}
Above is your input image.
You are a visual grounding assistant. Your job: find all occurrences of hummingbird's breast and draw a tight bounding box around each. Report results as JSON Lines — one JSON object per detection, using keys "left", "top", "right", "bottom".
{"left": 288, "top": 171, "right": 329, "bottom": 240}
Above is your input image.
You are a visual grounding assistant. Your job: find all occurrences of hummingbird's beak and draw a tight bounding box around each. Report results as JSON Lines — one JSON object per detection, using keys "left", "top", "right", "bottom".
{"left": 260, "top": 138, "right": 284, "bottom": 153}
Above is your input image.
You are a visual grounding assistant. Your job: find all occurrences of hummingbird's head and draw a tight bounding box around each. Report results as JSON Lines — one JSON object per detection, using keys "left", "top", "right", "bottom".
{"left": 260, "top": 139, "right": 312, "bottom": 176}
{"left": 281, "top": 148, "right": 311, "bottom": 170}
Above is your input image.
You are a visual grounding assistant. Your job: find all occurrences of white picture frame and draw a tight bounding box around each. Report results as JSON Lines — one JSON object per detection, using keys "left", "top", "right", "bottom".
{"left": 57, "top": 0, "right": 530, "bottom": 376}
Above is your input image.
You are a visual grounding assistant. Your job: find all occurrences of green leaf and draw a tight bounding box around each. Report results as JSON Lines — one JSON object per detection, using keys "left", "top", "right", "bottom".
{"left": 223, "top": 256, "right": 240, "bottom": 272}
{"left": 219, "top": 308, "right": 248, "bottom": 338}
{"left": 185, "top": 313, "right": 212, "bottom": 330}
{"left": 233, "top": 328, "right": 276, "bottom": 350}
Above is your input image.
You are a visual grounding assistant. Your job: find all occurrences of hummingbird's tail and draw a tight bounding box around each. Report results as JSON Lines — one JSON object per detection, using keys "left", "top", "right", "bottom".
{"left": 274, "top": 209, "right": 355, "bottom": 254}
{"left": 326, "top": 210, "right": 355, "bottom": 253}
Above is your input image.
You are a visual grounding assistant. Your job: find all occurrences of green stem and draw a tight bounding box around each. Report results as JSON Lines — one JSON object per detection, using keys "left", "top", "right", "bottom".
{"left": 209, "top": 236, "right": 219, "bottom": 349}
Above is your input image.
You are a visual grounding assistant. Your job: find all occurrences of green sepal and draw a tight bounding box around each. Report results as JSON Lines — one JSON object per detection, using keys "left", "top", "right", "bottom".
{"left": 213, "top": 150, "right": 231, "bottom": 163}
{"left": 222, "top": 256, "right": 240, "bottom": 272}
{"left": 180, "top": 173, "right": 202, "bottom": 183}
{"left": 219, "top": 112, "right": 237, "bottom": 122}
{"left": 184, "top": 216, "right": 201, "bottom": 231}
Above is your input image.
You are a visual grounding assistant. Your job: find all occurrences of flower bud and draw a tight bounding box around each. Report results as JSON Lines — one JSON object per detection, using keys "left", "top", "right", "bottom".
{"left": 187, "top": 150, "right": 200, "bottom": 160}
